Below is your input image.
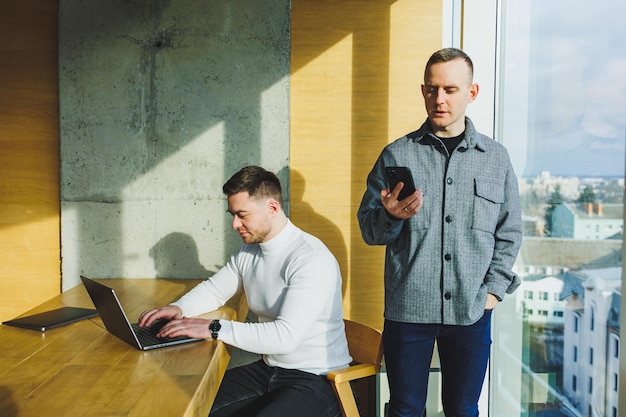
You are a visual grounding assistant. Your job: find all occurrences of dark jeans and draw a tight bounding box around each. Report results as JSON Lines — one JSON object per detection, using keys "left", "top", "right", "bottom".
{"left": 383, "top": 310, "right": 493, "bottom": 417}
{"left": 209, "top": 359, "right": 342, "bottom": 417}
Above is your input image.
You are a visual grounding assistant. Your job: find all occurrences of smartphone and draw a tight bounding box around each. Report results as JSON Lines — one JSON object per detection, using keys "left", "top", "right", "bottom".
{"left": 385, "top": 166, "right": 417, "bottom": 201}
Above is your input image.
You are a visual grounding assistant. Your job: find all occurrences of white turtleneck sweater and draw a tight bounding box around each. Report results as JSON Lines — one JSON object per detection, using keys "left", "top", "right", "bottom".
{"left": 171, "top": 220, "right": 351, "bottom": 375}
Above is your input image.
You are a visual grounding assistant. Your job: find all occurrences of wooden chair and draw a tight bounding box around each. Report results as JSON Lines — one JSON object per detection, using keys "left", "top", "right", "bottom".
{"left": 327, "top": 319, "right": 384, "bottom": 417}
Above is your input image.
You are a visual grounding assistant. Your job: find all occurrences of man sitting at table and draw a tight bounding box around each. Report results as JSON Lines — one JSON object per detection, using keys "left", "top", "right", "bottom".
{"left": 139, "top": 165, "right": 351, "bottom": 417}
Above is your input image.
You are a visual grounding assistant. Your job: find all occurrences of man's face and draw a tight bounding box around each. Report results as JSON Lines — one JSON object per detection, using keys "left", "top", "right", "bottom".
{"left": 227, "top": 191, "right": 274, "bottom": 244}
{"left": 421, "top": 58, "right": 478, "bottom": 137}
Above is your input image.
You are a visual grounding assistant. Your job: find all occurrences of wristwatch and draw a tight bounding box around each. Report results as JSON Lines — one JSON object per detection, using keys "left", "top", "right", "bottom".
{"left": 209, "top": 319, "right": 221, "bottom": 340}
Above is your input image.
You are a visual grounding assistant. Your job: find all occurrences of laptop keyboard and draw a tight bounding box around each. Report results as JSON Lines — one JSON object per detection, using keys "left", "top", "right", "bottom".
{"left": 132, "top": 320, "right": 191, "bottom": 346}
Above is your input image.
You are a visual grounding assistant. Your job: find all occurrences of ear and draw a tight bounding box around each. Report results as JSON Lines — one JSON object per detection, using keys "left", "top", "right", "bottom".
{"left": 266, "top": 199, "right": 281, "bottom": 217}
{"left": 468, "top": 83, "right": 479, "bottom": 103}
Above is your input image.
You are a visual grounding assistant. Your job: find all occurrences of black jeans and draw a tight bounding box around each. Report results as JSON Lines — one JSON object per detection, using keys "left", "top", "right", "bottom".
{"left": 209, "top": 359, "right": 342, "bottom": 417}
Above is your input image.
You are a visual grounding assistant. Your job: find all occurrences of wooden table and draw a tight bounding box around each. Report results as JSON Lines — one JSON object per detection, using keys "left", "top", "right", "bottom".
{"left": 0, "top": 279, "right": 247, "bottom": 417}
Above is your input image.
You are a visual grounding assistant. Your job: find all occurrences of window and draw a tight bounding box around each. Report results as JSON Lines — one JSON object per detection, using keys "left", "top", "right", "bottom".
{"left": 574, "top": 346, "right": 578, "bottom": 362}
{"left": 589, "top": 348, "right": 593, "bottom": 365}
{"left": 615, "top": 373, "right": 619, "bottom": 392}
{"left": 590, "top": 308, "right": 595, "bottom": 332}
{"left": 525, "top": 290, "right": 533, "bottom": 300}
{"left": 463, "top": 0, "right": 625, "bottom": 415}
{"left": 615, "top": 338, "right": 620, "bottom": 358}
{"left": 540, "top": 292, "right": 548, "bottom": 301}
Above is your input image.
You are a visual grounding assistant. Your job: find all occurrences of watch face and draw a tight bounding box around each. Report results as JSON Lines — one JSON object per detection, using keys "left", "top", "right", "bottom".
{"left": 209, "top": 319, "right": 221, "bottom": 339}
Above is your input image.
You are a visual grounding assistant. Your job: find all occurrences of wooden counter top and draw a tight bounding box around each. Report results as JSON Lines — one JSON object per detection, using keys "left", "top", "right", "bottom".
{"left": 0, "top": 278, "right": 245, "bottom": 417}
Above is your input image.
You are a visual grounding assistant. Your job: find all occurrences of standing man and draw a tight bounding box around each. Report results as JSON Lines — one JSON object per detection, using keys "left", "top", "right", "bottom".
{"left": 357, "top": 48, "right": 522, "bottom": 416}
{"left": 140, "top": 165, "right": 351, "bottom": 417}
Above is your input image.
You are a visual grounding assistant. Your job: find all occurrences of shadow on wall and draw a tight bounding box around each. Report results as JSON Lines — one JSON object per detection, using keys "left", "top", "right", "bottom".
{"left": 289, "top": 169, "right": 348, "bottom": 296}
{"left": 149, "top": 232, "right": 216, "bottom": 279}
{"left": 59, "top": 0, "right": 290, "bottom": 285}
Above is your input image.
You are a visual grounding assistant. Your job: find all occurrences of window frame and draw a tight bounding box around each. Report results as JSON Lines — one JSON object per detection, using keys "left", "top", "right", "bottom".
{"left": 461, "top": 0, "right": 626, "bottom": 414}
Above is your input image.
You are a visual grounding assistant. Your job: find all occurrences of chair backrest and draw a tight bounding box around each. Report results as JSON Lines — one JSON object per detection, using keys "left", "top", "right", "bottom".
{"left": 344, "top": 319, "right": 383, "bottom": 370}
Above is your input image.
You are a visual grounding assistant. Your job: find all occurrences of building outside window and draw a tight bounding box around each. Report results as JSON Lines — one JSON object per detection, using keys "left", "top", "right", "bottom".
{"left": 463, "top": 0, "right": 625, "bottom": 415}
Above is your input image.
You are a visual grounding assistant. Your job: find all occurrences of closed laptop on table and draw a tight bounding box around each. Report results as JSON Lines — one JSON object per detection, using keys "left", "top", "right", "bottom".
{"left": 2, "top": 306, "right": 98, "bottom": 331}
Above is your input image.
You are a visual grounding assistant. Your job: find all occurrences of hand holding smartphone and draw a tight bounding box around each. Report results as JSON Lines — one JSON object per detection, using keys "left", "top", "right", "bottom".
{"left": 385, "top": 166, "right": 417, "bottom": 201}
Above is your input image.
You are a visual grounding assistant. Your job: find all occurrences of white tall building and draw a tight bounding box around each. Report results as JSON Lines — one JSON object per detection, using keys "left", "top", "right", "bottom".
{"left": 561, "top": 267, "right": 621, "bottom": 417}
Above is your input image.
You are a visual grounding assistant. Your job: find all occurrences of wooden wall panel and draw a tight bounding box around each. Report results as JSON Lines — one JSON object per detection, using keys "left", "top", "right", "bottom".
{"left": 0, "top": 1, "right": 60, "bottom": 321}
{"left": 291, "top": 0, "right": 442, "bottom": 329}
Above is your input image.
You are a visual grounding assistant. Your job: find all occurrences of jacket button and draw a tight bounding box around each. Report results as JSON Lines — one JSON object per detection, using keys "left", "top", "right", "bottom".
{"left": 444, "top": 253, "right": 452, "bottom": 261}
{"left": 447, "top": 177, "right": 453, "bottom": 185}
{"left": 445, "top": 215, "right": 452, "bottom": 223}
{"left": 444, "top": 292, "right": 452, "bottom": 300}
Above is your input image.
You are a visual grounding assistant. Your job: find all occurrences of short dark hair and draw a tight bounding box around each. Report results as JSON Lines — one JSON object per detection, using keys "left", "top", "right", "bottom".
{"left": 425, "top": 47, "right": 474, "bottom": 81}
{"left": 222, "top": 165, "right": 283, "bottom": 207}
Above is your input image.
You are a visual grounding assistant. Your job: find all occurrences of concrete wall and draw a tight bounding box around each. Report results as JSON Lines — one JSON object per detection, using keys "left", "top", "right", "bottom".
{"left": 59, "top": 0, "right": 290, "bottom": 290}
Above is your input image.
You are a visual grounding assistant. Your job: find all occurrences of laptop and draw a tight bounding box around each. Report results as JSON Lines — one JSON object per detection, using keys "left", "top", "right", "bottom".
{"left": 80, "top": 276, "right": 203, "bottom": 350}
{"left": 3, "top": 306, "right": 98, "bottom": 331}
